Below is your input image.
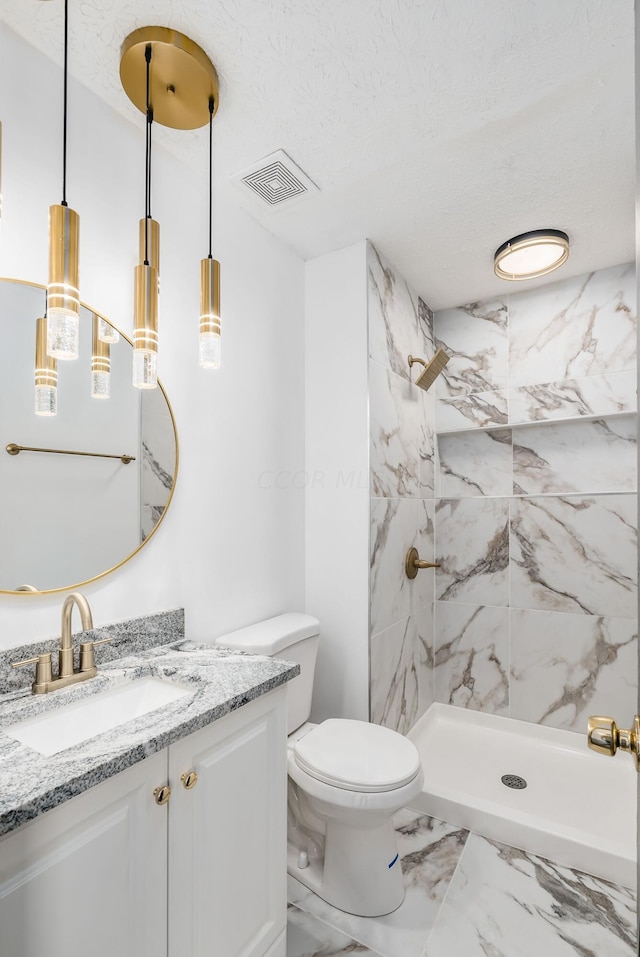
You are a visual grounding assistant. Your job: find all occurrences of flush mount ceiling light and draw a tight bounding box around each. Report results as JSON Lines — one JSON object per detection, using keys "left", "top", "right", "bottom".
{"left": 120, "top": 27, "right": 220, "bottom": 384}
{"left": 493, "top": 229, "right": 570, "bottom": 281}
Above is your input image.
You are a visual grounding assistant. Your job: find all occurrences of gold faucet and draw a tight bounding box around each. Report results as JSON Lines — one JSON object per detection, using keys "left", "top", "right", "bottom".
{"left": 11, "top": 592, "right": 111, "bottom": 694}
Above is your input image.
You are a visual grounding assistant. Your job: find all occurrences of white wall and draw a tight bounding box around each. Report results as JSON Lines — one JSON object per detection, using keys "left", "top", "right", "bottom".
{"left": 0, "top": 25, "right": 305, "bottom": 648}
{"left": 305, "top": 243, "right": 370, "bottom": 722}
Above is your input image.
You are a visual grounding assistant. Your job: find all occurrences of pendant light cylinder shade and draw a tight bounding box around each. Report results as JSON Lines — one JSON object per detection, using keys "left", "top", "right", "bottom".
{"left": 199, "top": 257, "right": 221, "bottom": 369}
{"left": 91, "top": 313, "right": 111, "bottom": 399}
{"left": 98, "top": 316, "right": 119, "bottom": 344}
{"left": 139, "top": 217, "right": 160, "bottom": 278}
{"left": 47, "top": 204, "right": 80, "bottom": 359}
{"left": 35, "top": 316, "right": 58, "bottom": 416}
{"left": 133, "top": 262, "right": 159, "bottom": 389}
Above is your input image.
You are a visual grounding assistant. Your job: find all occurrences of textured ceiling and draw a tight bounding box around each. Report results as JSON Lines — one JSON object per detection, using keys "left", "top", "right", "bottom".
{"left": 1, "top": 0, "right": 635, "bottom": 308}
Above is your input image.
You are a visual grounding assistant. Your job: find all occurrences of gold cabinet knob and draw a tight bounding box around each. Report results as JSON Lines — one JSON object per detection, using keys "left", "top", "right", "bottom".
{"left": 181, "top": 771, "right": 198, "bottom": 790}
{"left": 588, "top": 715, "right": 640, "bottom": 771}
{"left": 153, "top": 784, "right": 172, "bottom": 805}
{"left": 405, "top": 546, "right": 440, "bottom": 580}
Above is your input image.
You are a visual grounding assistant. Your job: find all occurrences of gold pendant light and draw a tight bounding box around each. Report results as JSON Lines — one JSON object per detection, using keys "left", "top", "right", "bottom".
{"left": 200, "top": 256, "right": 221, "bottom": 368}
{"left": 140, "top": 215, "right": 160, "bottom": 282}
{"left": 120, "top": 27, "right": 220, "bottom": 381}
{"left": 35, "top": 315, "right": 58, "bottom": 416}
{"left": 131, "top": 42, "right": 159, "bottom": 390}
{"left": 133, "top": 260, "right": 159, "bottom": 389}
{"left": 200, "top": 97, "right": 221, "bottom": 369}
{"left": 47, "top": 0, "right": 81, "bottom": 360}
{"left": 97, "top": 316, "right": 119, "bottom": 344}
{"left": 91, "top": 313, "right": 111, "bottom": 399}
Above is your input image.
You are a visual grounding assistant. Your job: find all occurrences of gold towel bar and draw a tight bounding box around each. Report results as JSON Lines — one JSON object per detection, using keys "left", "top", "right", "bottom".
{"left": 6, "top": 443, "right": 135, "bottom": 465}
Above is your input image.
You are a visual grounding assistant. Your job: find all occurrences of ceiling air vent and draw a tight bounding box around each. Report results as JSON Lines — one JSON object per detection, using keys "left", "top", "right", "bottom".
{"left": 231, "top": 150, "right": 318, "bottom": 208}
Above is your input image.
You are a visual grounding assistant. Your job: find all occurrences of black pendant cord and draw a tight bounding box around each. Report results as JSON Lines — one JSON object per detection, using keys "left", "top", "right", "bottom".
{"left": 208, "top": 96, "right": 214, "bottom": 259}
{"left": 148, "top": 103, "right": 153, "bottom": 221}
{"left": 61, "top": 0, "right": 69, "bottom": 206}
{"left": 144, "top": 44, "right": 152, "bottom": 266}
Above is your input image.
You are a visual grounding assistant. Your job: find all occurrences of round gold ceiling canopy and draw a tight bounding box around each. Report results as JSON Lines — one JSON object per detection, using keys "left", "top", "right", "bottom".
{"left": 120, "top": 27, "right": 219, "bottom": 130}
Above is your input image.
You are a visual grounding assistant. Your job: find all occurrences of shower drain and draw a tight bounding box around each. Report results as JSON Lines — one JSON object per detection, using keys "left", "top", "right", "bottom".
{"left": 501, "top": 774, "right": 527, "bottom": 790}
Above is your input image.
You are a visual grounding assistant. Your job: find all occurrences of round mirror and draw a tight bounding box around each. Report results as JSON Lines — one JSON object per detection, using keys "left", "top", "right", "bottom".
{"left": 0, "top": 279, "right": 178, "bottom": 594}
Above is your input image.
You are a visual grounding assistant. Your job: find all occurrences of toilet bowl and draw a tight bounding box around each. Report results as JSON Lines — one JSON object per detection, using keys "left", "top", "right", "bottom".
{"left": 215, "top": 613, "right": 424, "bottom": 917}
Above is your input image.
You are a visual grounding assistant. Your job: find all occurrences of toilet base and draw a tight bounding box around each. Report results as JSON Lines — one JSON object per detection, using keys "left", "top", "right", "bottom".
{"left": 287, "top": 814, "right": 406, "bottom": 917}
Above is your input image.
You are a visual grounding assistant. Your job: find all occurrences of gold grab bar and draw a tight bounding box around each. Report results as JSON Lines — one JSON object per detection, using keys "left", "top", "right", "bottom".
{"left": 6, "top": 443, "right": 135, "bottom": 465}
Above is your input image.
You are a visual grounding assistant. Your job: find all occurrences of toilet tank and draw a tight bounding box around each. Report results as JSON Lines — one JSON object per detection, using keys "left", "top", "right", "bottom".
{"left": 215, "top": 613, "right": 320, "bottom": 734}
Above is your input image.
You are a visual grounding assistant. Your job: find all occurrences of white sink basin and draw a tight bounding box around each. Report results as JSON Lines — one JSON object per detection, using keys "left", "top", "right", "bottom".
{"left": 3, "top": 676, "right": 192, "bottom": 756}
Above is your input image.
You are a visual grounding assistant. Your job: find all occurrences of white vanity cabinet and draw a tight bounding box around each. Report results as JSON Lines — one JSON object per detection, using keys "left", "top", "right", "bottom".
{"left": 0, "top": 686, "right": 288, "bottom": 957}
{"left": 168, "top": 686, "right": 287, "bottom": 957}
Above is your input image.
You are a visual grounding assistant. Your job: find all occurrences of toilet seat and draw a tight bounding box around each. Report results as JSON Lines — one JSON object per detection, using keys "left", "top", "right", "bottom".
{"left": 293, "top": 718, "right": 421, "bottom": 793}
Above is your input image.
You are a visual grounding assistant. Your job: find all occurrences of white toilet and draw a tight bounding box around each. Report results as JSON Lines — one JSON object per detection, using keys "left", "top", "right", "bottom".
{"left": 216, "top": 612, "right": 424, "bottom": 917}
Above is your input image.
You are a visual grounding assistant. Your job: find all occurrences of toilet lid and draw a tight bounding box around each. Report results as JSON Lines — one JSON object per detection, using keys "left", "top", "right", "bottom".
{"left": 293, "top": 719, "right": 421, "bottom": 793}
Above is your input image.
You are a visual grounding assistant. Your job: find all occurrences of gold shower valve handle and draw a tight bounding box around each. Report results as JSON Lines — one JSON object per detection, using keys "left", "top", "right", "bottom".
{"left": 405, "top": 547, "right": 440, "bottom": 580}
{"left": 587, "top": 715, "right": 640, "bottom": 770}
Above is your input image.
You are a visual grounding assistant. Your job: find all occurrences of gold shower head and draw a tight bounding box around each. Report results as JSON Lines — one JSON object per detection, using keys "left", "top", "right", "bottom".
{"left": 408, "top": 348, "right": 450, "bottom": 392}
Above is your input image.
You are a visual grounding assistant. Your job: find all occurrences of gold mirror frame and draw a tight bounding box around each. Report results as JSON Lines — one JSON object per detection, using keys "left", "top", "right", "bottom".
{"left": 0, "top": 277, "right": 179, "bottom": 596}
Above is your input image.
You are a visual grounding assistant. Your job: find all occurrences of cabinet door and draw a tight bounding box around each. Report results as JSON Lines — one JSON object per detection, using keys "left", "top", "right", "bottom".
{"left": 169, "top": 686, "right": 288, "bottom": 957}
{"left": 0, "top": 750, "right": 168, "bottom": 957}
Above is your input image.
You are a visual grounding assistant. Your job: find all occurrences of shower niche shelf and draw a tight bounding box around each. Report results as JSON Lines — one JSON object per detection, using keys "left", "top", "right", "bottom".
{"left": 435, "top": 408, "right": 636, "bottom": 439}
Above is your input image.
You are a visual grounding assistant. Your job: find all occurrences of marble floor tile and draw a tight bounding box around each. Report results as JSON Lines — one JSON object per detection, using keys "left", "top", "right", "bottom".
{"left": 509, "top": 608, "right": 637, "bottom": 731}
{"left": 287, "top": 905, "right": 383, "bottom": 956}
{"left": 289, "top": 812, "right": 469, "bottom": 957}
{"left": 425, "top": 833, "right": 637, "bottom": 957}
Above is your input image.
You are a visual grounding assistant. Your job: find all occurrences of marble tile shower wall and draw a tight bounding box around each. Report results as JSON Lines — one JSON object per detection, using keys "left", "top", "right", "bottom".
{"left": 433, "top": 262, "right": 638, "bottom": 732}
{"left": 368, "top": 243, "right": 437, "bottom": 733}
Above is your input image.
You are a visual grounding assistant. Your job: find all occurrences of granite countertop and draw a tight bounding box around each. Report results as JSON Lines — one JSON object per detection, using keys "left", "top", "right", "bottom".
{"left": 0, "top": 640, "right": 298, "bottom": 837}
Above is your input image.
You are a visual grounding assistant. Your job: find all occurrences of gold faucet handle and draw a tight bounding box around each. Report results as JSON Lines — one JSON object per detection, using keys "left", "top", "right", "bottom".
{"left": 11, "top": 655, "right": 40, "bottom": 669}
{"left": 11, "top": 653, "right": 53, "bottom": 688}
{"left": 79, "top": 637, "right": 112, "bottom": 672}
